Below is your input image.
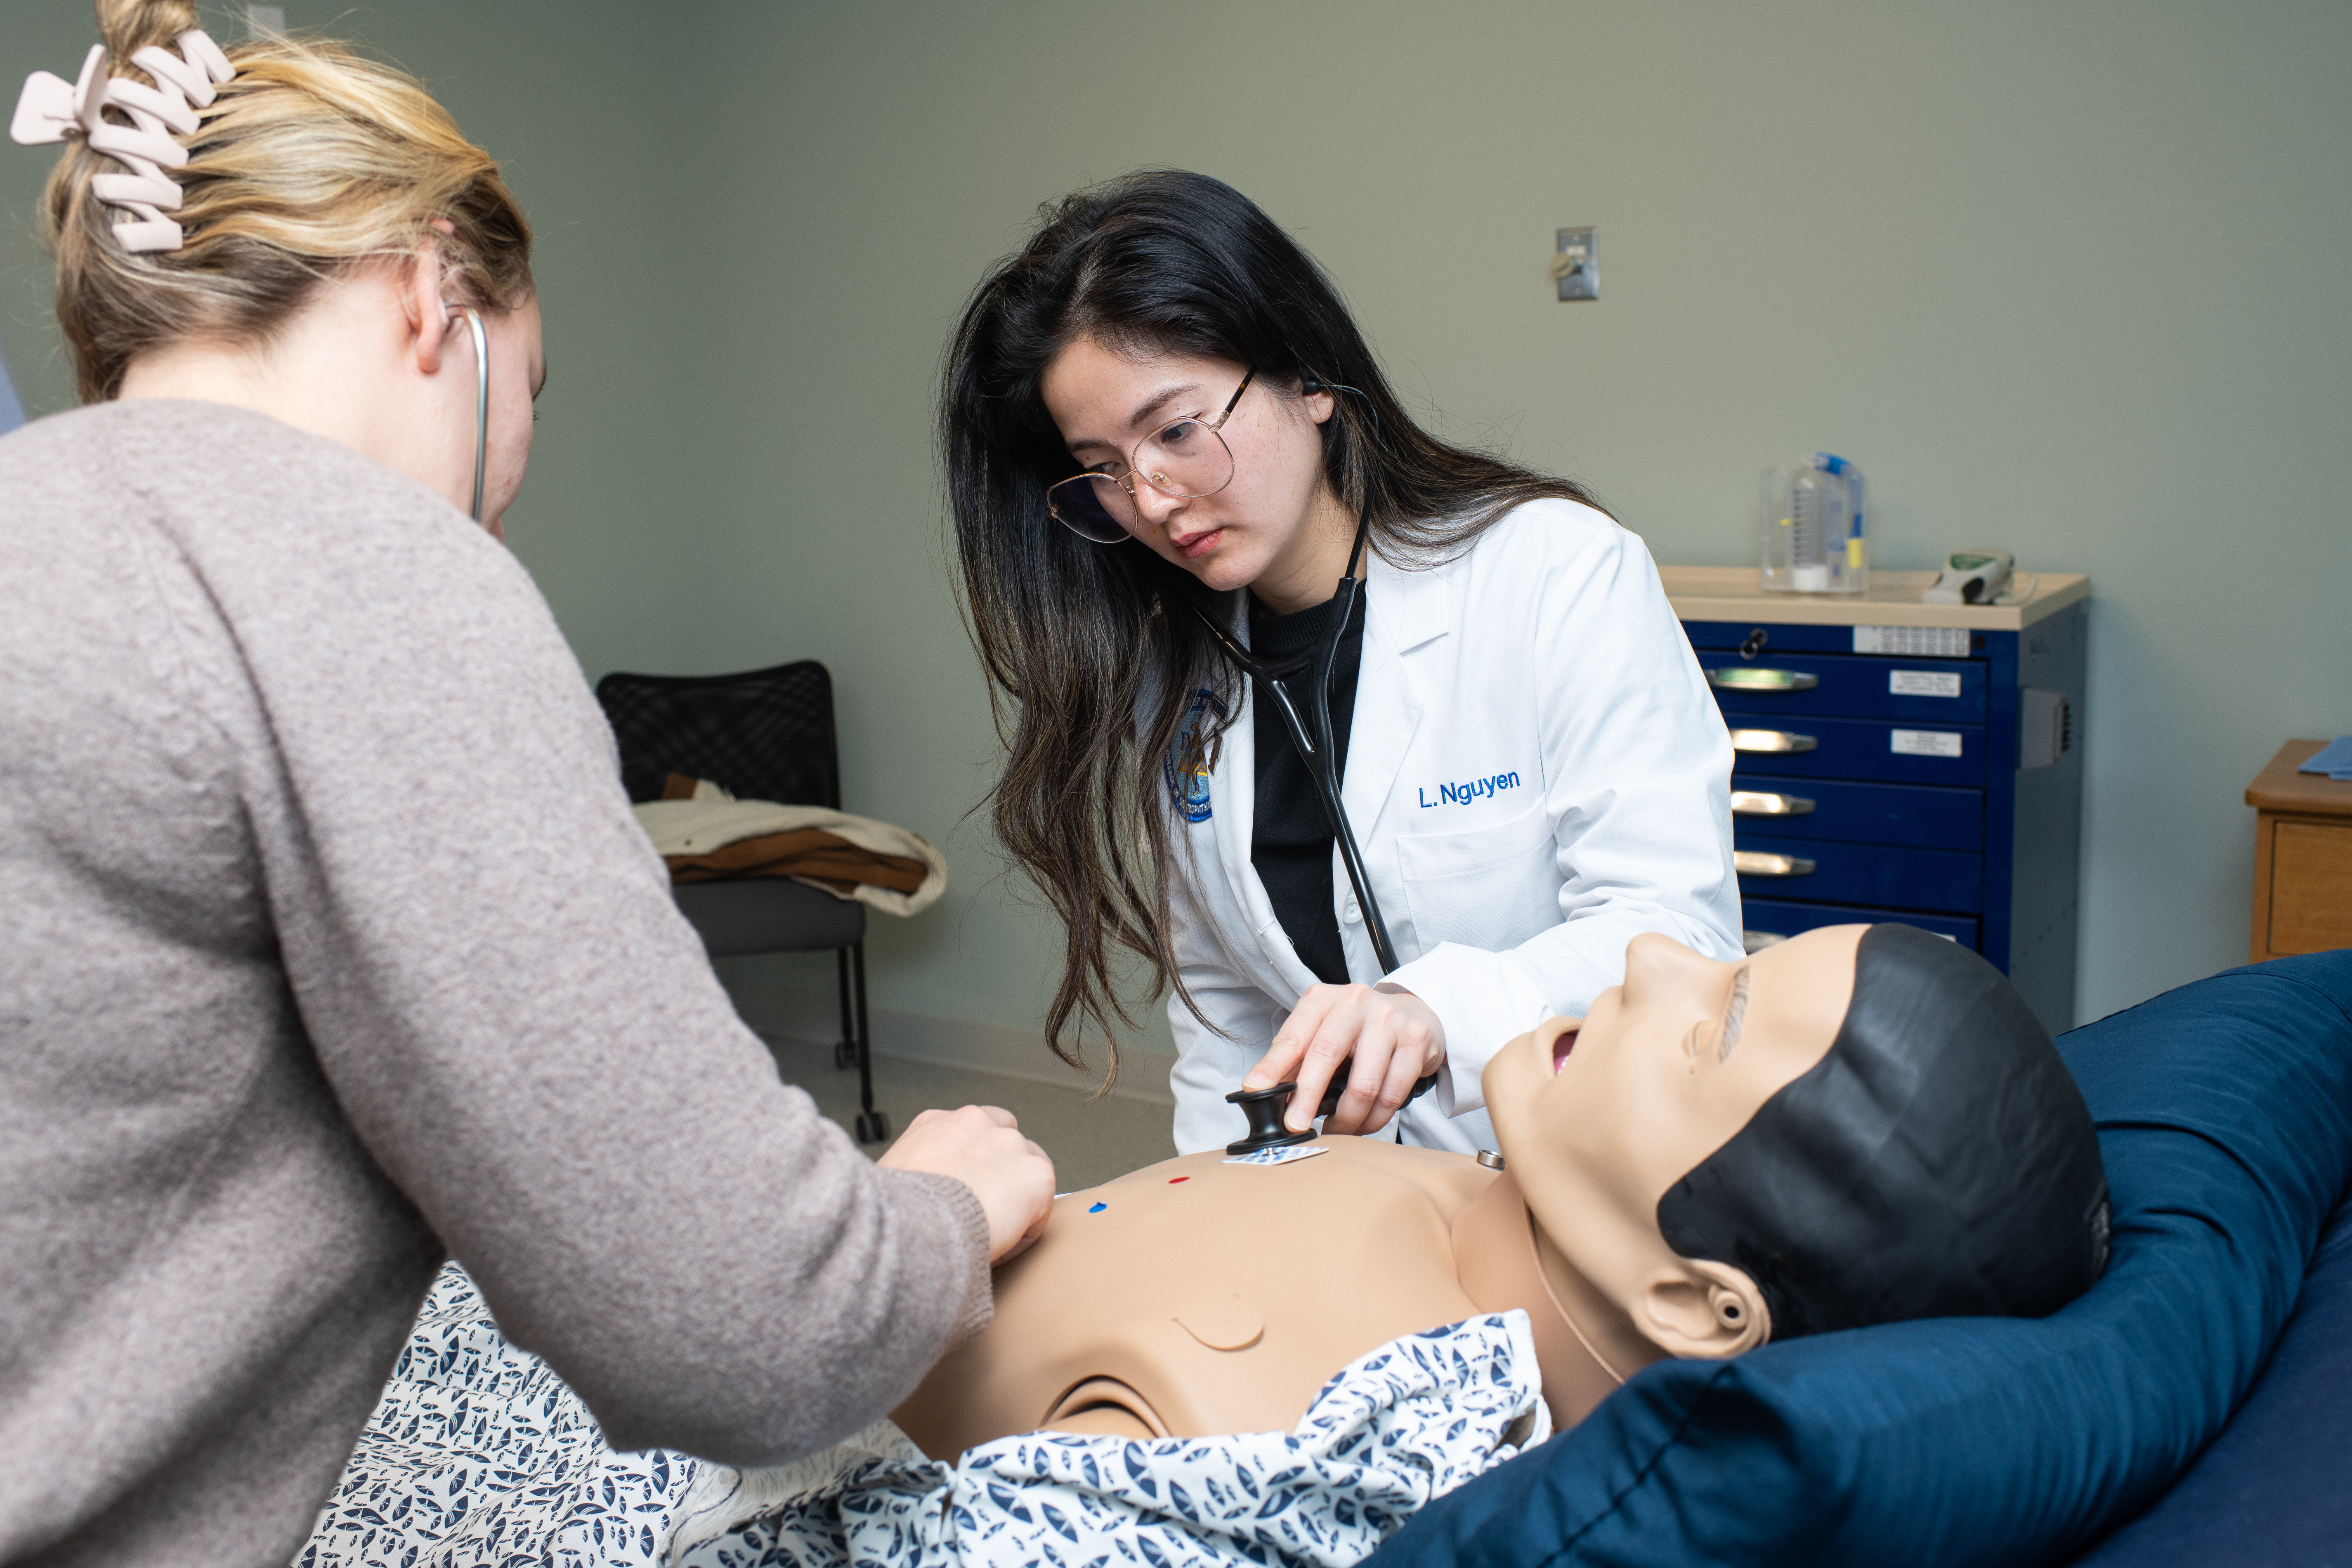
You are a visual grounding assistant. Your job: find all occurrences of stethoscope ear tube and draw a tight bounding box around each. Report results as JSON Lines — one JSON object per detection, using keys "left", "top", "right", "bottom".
{"left": 444, "top": 302, "right": 489, "bottom": 524}
{"left": 1246, "top": 580, "right": 1399, "bottom": 973}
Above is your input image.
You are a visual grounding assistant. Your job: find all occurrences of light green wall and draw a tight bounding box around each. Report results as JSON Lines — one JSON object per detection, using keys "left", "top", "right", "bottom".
{"left": 5, "top": 3, "right": 2345, "bottom": 1053}
{"left": 1, "top": 2, "right": 713, "bottom": 681}
{"left": 2, "top": 5, "right": 109, "bottom": 417}
{"left": 692, "top": 0, "right": 2351, "bottom": 1037}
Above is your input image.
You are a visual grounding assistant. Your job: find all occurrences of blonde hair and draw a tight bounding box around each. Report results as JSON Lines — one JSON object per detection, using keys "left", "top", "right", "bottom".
{"left": 40, "top": 0, "right": 533, "bottom": 402}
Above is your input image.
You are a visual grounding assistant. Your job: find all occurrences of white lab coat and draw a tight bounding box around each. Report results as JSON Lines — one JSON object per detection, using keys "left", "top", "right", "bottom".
{"left": 1164, "top": 498, "right": 1742, "bottom": 1155}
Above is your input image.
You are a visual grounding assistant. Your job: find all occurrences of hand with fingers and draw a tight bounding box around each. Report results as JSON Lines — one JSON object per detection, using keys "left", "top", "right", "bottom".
{"left": 878, "top": 1105, "right": 1057, "bottom": 1264}
{"left": 1242, "top": 982, "right": 1447, "bottom": 1138}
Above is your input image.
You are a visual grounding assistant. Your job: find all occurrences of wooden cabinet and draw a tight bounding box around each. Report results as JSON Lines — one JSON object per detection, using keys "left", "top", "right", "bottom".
{"left": 2248, "top": 741, "right": 2352, "bottom": 961}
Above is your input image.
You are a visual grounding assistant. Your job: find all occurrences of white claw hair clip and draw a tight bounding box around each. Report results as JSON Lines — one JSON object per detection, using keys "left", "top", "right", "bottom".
{"left": 10, "top": 31, "right": 236, "bottom": 253}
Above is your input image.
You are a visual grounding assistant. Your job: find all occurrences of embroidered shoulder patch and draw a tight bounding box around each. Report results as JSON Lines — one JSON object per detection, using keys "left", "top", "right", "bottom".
{"left": 1164, "top": 688, "right": 1224, "bottom": 824}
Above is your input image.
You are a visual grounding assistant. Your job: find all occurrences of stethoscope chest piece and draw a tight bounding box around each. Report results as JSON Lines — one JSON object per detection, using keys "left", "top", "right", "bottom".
{"left": 1224, "top": 1082, "right": 1318, "bottom": 1157}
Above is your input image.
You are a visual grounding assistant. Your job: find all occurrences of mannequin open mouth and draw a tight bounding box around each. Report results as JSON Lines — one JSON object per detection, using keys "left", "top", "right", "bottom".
{"left": 1552, "top": 1029, "right": 1579, "bottom": 1074}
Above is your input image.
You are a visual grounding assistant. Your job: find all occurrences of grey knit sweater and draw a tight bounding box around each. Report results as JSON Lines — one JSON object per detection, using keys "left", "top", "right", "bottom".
{"left": 0, "top": 401, "right": 992, "bottom": 1568}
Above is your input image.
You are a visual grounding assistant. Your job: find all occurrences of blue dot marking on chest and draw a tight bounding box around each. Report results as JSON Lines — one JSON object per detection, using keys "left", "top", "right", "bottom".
{"left": 1417, "top": 770, "right": 1524, "bottom": 809}
{"left": 1088, "top": 1202, "right": 1108, "bottom": 1214}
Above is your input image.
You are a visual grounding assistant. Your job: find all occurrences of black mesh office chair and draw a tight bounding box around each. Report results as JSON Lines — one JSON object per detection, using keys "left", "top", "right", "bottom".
{"left": 595, "top": 660, "right": 888, "bottom": 1143}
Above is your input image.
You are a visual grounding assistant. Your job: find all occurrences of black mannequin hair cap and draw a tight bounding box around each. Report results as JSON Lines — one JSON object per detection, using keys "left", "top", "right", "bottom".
{"left": 1657, "top": 923, "right": 2110, "bottom": 1340}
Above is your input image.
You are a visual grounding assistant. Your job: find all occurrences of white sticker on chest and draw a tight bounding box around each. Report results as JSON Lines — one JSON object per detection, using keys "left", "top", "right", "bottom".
{"left": 1222, "top": 1144, "right": 1331, "bottom": 1167}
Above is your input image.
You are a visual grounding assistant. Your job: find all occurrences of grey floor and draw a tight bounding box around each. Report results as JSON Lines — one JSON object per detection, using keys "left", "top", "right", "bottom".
{"left": 760, "top": 1031, "right": 1178, "bottom": 1193}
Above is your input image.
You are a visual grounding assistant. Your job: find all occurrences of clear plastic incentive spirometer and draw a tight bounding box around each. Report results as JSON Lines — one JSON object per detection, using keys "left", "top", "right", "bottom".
{"left": 1760, "top": 453, "right": 1868, "bottom": 595}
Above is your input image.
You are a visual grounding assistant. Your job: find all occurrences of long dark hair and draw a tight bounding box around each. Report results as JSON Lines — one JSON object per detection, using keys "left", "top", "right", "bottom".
{"left": 942, "top": 170, "right": 1601, "bottom": 1078}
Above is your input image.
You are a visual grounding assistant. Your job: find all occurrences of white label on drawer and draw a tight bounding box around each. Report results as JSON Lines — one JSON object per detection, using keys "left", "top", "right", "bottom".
{"left": 1891, "top": 729, "right": 1963, "bottom": 757}
{"left": 1890, "top": 670, "right": 1962, "bottom": 697}
{"left": 1854, "top": 625, "right": 1970, "bottom": 658}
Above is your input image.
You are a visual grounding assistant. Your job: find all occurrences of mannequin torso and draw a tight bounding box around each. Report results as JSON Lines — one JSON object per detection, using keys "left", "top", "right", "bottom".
{"left": 897, "top": 923, "right": 2110, "bottom": 1463}
{"left": 893, "top": 1138, "right": 1633, "bottom": 1458}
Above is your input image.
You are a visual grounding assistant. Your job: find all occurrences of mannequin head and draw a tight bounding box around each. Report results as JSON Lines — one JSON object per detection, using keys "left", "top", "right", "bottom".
{"left": 1487, "top": 923, "right": 2109, "bottom": 1360}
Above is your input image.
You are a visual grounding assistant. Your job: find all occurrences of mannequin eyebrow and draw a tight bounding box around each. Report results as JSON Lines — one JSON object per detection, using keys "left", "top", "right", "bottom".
{"left": 1719, "top": 966, "right": 1752, "bottom": 1062}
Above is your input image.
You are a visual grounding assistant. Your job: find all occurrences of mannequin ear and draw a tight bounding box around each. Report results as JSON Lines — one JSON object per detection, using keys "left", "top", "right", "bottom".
{"left": 1638, "top": 1258, "right": 1771, "bottom": 1358}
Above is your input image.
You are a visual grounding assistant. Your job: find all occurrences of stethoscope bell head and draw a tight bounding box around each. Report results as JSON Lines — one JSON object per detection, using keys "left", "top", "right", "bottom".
{"left": 1224, "top": 1082, "right": 1318, "bottom": 1157}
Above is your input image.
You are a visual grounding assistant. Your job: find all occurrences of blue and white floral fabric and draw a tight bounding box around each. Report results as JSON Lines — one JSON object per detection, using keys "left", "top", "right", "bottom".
{"left": 301, "top": 1264, "right": 1546, "bottom": 1568}
{"left": 298, "top": 1263, "right": 701, "bottom": 1567}
{"left": 668, "top": 1312, "right": 1549, "bottom": 1568}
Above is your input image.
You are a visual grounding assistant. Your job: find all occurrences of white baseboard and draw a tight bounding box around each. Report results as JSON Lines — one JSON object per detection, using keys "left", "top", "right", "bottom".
{"left": 722, "top": 978, "right": 1176, "bottom": 1108}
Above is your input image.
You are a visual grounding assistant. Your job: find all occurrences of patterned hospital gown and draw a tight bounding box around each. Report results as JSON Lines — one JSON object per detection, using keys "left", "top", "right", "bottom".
{"left": 300, "top": 1263, "right": 1549, "bottom": 1568}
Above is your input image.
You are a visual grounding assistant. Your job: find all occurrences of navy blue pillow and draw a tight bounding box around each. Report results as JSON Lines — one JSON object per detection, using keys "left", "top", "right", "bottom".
{"left": 1372, "top": 950, "right": 2352, "bottom": 1568}
{"left": 2066, "top": 1183, "right": 2352, "bottom": 1566}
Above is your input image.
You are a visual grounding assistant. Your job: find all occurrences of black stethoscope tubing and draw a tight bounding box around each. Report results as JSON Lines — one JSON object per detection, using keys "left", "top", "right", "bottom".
{"left": 1174, "top": 510, "right": 1440, "bottom": 1116}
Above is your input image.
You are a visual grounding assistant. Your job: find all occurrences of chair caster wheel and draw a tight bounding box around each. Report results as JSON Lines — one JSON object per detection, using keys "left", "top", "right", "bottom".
{"left": 855, "top": 1110, "right": 890, "bottom": 1144}
{"left": 834, "top": 1039, "right": 856, "bottom": 1070}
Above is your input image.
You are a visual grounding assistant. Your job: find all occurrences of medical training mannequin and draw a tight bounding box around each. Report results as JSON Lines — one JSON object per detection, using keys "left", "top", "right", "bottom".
{"left": 896, "top": 923, "right": 2110, "bottom": 1458}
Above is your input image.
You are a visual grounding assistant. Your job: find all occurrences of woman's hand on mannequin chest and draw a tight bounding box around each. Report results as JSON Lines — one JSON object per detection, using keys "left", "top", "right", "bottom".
{"left": 1242, "top": 983, "right": 1446, "bottom": 1136}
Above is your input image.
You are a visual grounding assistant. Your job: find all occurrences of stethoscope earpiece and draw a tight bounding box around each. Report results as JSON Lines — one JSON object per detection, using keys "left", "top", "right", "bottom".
{"left": 1298, "top": 376, "right": 1375, "bottom": 432}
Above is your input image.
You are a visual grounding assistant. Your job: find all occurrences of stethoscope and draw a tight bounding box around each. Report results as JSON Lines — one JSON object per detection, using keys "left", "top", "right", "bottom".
{"left": 446, "top": 302, "right": 489, "bottom": 524}
{"left": 1167, "top": 409, "right": 1440, "bottom": 1131}
{"left": 1179, "top": 509, "right": 1399, "bottom": 978}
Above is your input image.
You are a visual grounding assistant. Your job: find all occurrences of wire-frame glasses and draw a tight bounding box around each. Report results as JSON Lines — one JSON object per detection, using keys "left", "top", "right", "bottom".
{"left": 1046, "top": 369, "right": 1256, "bottom": 543}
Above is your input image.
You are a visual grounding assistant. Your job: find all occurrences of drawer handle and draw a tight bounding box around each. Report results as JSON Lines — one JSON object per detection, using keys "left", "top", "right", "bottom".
{"left": 1710, "top": 667, "right": 1819, "bottom": 693}
{"left": 1734, "top": 850, "right": 1816, "bottom": 877}
{"left": 1729, "top": 728, "right": 1818, "bottom": 754}
{"left": 1730, "top": 790, "right": 1816, "bottom": 816}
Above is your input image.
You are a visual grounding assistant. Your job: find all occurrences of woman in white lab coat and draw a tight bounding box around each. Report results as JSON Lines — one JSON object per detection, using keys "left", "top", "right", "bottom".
{"left": 943, "top": 171, "right": 1742, "bottom": 1155}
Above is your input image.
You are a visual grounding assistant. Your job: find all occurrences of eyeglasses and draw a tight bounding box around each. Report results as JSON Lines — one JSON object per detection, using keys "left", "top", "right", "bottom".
{"left": 1046, "top": 368, "right": 1256, "bottom": 543}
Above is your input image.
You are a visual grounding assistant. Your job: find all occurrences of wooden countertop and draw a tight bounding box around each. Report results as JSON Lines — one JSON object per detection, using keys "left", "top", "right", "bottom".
{"left": 2247, "top": 740, "right": 2352, "bottom": 818}
{"left": 1658, "top": 567, "right": 2090, "bottom": 631}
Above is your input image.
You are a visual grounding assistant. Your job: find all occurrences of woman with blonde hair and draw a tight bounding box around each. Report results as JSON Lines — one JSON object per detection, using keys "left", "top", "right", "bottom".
{"left": 0, "top": 6, "right": 1052, "bottom": 1565}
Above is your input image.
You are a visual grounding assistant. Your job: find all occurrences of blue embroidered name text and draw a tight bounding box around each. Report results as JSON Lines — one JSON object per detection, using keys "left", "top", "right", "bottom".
{"left": 1417, "top": 771, "right": 1523, "bottom": 808}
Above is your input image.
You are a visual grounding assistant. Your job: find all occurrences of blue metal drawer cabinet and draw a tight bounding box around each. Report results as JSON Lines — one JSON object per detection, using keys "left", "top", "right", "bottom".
{"left": 1662, "top": 567, "right": 2089, "bottom": 1032}
{"left": 1721, "top": 713, "right": 1987, "bottom": 786}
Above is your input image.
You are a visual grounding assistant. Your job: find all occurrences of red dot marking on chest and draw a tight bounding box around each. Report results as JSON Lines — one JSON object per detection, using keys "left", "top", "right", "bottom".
{"left": 1168, "top": 1176, "right": 1190, "bottom": 1184}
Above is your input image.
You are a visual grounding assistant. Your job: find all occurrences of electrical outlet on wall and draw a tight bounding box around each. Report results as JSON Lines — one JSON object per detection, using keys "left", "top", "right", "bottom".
{"left": 246, "top": 5, "right": 286, "bottom": 38}
{"left": 1553, "top": 227, "right": 1597, "bottom": 301}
